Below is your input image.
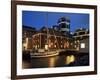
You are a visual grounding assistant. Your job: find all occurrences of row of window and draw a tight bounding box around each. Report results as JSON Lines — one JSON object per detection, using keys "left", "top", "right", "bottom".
{"left": 73, "top": 31, "right": 89, "bottom": 36}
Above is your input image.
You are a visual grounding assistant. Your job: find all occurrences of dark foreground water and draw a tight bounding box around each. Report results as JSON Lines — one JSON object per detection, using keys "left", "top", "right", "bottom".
{"left": 22, "top": 53, "right": 89, "bottom": 69}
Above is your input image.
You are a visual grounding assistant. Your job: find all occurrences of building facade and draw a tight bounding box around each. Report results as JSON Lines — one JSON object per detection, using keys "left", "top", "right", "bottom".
{"left": 22, "top": 25, "right": 36, "bottom": 51}
{"left": 73, "top": 28, "right": 89, "bottom": 53}
{"left": 22, "top": 17, "right": 89, "bottom": 53}
{"left": 32, "top": 28, "right": 79, "bottom": 52}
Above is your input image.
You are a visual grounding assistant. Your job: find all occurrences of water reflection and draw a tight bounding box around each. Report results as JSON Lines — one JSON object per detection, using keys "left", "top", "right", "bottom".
{"left": 48, "top": 57, "right": 56, "bottom": 67}
{"left": 22, "top": 53, "right": 89, "bottom": 69}
{"left": 66, "top": 55, "right": 75, "bottom": 64}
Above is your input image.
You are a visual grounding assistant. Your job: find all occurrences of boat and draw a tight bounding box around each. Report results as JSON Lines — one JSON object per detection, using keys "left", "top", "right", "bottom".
{"left": 30, "top": 50, "right": 59, "bottom": 58}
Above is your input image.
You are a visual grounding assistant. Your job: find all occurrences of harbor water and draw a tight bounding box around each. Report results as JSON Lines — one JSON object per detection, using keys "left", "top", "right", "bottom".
{"left": 22, "top": 52, "right": 89, "bottom": 69}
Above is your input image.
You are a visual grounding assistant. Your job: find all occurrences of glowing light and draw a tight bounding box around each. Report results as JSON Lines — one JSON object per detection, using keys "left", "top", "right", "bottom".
{"left": 67, "top": 42, "right": 69, "bottom": 48}
{"left": 23, "top": 43, "right": 27, "bottom": 50}
{"left": 77, "top": 47, "right": 79, "bottom": 51}
{"left": 77, "top": 40, "right": 79, "bottom": 43}
{"left": 66, "top": 55, "right": 75, "bottom": 64}
{"left": 64, "top": 43, "right": 67, "bottom": 48}
{"left": 23, "top": 38, "right": 28, "bottom": 50}
{"left": 45, "top": 44, "right": 48, "bottom": 50}
{"left": 71, "top": 43, "right": 73, "bottom": 45}
{"left": 48, "top": 44, "right": 51, "bottom": 48}
{"left": 54, "top": 45, "right": 56, "bottom": 48}
{"left": 81, "top": 43, "right": 85, "bottom": 48}
{"left": 48, "top": 57, "right": 56, "bottom": 67}
{"left": 75, "top": 45, "right": 76, "bottom": 48}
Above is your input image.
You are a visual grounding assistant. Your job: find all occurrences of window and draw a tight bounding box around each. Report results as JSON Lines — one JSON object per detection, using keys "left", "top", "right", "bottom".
{"left": 45, "top": 44, "right": 48, "bottom": 50}
{"left": 61, "top": 45, "right": 63, "bottom": 48}
{"left": 71, "top": 43, "right": 73, "bottom": 45}
{"left": 77, "top": 40, "right": 79, "bottom": 43}
{"left": 48, "top": 44, "right": 51, "bottom": 48}
{"left": 81, "top": 43, "right": 85, "bottom": 48}
{"left": 79, "top": 32, "right": 85, "bottom": 35}
{"left": 54, "top": 45, "right": 56, "bottom": 48}
{"left": 66, "top": 25, "right": 70, "bottom": 29}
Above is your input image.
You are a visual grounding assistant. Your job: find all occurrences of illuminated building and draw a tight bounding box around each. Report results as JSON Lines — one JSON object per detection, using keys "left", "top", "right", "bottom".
{"left": 73, "top": 28, "right": 89, "bottom": 53}
{"left": 22, "top": 25, "right": 36, "bottom": 51}
{"left": 32, "top": 27, "right": 77, "bottom": 51}
{"left": 22, "top": 17, "right": 89, "bottom": 54}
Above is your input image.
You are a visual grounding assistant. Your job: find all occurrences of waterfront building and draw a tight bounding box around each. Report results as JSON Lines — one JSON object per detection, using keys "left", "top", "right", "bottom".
{"left": 32, "top": 27, "right": 78, "bottom": 52}
{"left": 73, "top": 28, "right": 89, "bottom": 53}
{"left": 22, "top": 25, "right": 37, "bottom": 51}
{"left": 73, "top": 28, "right": 89, "bottom": 40}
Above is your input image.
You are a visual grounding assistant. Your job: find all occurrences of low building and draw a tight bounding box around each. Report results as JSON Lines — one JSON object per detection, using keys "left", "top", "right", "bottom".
{"left": 22, "top": 25, "right": 36, "bottom": 51}
{"left": 32, "top": 27, "right": 79, "bottom": 51}
{"left": 73, "top": 28, "right": 89, "bottom": 53}
{"left": 73, "top": 28, "right": 89, "bottom": 40}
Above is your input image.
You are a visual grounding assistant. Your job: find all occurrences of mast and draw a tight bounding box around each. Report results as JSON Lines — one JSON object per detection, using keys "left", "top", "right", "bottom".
{"left": 46, "top": 12, "right": 49, "bottom": 44}
{"left": 40, "top": 33, "right": 41, "bottom": 49}
{"left": 52, "top": 28, "right": 60, "bottom": 49}
{"left": 45, "top": 12, "right": 49, "bottom": 51}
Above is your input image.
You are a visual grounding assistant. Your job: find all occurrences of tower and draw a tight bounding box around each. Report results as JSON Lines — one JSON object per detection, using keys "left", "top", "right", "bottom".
{"left": 58, "top": 17, "right": 70, "bottom": 35}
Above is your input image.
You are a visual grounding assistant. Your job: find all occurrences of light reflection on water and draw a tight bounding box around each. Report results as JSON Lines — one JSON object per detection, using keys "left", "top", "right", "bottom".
{"left": 23, "top": 53, "right": 89, "bottom": 69}
{"left": 48, "top": 57, "right": 56, "bottom": 67}
{"left": 66, "top": 55, "right": 75, "bottom": 65}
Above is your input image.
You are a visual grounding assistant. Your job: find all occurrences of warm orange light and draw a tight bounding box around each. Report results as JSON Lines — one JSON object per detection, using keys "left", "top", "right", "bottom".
{"left": 67, "top": 42, "right": 69, "bottom": 48}
{"left": 23, "top": 38, "right": 28, "bottom": 50}
{"left": 45, "top": 44, "right": 48, "bottom": 50}
{"left": 66, "top": 55, "right": 75, "bottom": 64}
{"left": 54, "top": 45, "right": 56, "bottom": 48}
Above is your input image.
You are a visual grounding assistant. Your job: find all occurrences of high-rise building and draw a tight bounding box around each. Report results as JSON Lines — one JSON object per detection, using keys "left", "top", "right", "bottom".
{"left": 58, "top": 17, "right": 70, "bottom": 35}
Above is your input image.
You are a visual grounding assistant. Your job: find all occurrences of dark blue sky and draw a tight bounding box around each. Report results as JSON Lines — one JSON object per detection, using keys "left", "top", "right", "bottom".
{"left": 22, "top": 11, "right": 89, "bottom": 32}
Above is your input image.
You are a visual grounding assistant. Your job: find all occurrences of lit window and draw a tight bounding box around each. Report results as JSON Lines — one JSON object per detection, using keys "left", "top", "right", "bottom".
{"left": 67, "top": 42, "right": 69, "bottom": 48}
{"left": 49, "top": 44, "right": 51, "bottom": 48}
{"left": 38, "top": 45, "right": 39, "bottom": 48}
{"left": 77, "top": 47, "right": 79, "bottom": 50}
{"left": 71, "top": 43, "right": 73, "bottom": 45}
{"left": 23, "top": 43, "right": 27, "bottom": 50}
{"left": 45, "top": 44, "right": 48, "bottom": 50}
{"left": 81, "top": 43, "right": 85, "bottom": 48}
{"left": 77, "top": 40, "right": 79, "bottom": 43}
{"left": 54, "top": 45, "right": 56, "bottom": 48}
{"left": 51, "top": 43, "right": 53, "bottom": 46}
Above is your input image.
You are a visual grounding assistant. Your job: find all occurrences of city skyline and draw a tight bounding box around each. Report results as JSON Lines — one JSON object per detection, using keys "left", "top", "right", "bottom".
{"left": 22, "top": 11, "right": 89, "bottom": 32}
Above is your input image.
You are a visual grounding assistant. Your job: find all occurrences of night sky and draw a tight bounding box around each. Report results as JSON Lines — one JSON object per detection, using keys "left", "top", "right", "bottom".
{"left": 22, "top": 11, "right": 89, "bottom": 32}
